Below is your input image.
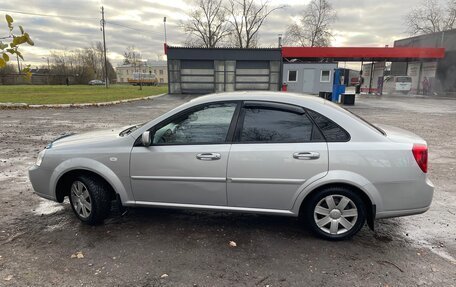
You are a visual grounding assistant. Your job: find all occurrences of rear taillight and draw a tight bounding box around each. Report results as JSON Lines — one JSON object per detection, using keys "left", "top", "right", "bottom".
{"left": 412, "top": 144, "right": 428, "bottom": 173}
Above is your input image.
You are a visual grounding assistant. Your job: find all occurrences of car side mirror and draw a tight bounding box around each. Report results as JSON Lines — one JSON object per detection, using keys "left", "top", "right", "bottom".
{"left": 141, "top": 131, "right": 152, "bottom": 147}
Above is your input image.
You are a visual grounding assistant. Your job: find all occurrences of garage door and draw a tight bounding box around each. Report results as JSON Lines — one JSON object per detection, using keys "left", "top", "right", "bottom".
{"left": 235, "top": 61, "right": 270, "bottom": 90}
{"left": 180, "top": 60, "right": 215, "bottom": 93}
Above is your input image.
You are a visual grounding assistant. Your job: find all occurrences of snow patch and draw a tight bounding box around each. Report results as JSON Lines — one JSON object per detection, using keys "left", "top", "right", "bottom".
{"left": 32, "top": 199, "right": 65, "bottom": 215}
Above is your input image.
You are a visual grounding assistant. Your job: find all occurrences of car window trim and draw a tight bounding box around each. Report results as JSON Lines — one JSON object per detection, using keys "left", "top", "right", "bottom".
{"left": 134, "top": 100, "right": 242, "bottom": 147}
{"left": 225, "top": 101, "right": 242, "bottom": 143}
{"left": 243, "top": 101, "right": 305, "bottom": 115}
{"left": 233, "top": 101, "right": 324, "bottom": 144}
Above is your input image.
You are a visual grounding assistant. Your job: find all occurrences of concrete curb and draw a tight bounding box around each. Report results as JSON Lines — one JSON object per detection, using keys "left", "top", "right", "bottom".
{"left": 0, "top": 93, "right": 168, "bottom": 109}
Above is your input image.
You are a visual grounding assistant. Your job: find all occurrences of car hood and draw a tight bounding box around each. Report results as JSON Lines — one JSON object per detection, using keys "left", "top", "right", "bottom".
{"left": 376, "top": 124, "right": 426, "bottom": 145}
{"left": 49, "top": 127, "right": 128, "bottom": 149}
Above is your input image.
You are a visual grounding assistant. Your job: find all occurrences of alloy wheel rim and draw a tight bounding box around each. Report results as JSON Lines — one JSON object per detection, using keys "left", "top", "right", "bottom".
{"left": 313, "top": 194, "right": 358, "bottom": 235}
{"left": 70, "top": 181, "right": 92, "bottom": 219}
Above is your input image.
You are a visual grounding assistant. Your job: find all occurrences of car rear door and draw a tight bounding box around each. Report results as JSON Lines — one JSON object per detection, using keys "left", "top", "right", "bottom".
{"left": 226, "top": 101, "right": 329, "bottom": 211}
{"left": 130, "top": 101, "right": 240, "bottom": 206}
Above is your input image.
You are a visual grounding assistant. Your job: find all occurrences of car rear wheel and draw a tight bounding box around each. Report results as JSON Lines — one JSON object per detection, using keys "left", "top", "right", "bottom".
{"left": 68, "top": 175, "right": 111, "bottom": 225}
{"left": 304, "top": 187, "right": 366, "bottom": 241}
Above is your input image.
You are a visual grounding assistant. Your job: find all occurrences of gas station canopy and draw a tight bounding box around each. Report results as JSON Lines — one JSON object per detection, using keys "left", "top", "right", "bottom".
{"left": 282, "top": 47, "right": 445, "bottom": 62}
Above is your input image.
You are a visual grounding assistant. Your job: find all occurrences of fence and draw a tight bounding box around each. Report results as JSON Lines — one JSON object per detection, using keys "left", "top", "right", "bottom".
{"left": 0, "top": 74, "right": 76, "bottom": 85}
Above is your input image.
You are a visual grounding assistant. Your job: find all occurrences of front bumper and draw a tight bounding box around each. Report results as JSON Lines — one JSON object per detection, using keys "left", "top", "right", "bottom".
{"left": 28, "top": 165, "right": 56, "bottom": 201}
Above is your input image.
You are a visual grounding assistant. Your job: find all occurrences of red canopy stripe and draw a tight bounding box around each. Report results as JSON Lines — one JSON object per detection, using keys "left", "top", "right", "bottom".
{"left": 282, "top": 47, "right": 445, "bottom": 60}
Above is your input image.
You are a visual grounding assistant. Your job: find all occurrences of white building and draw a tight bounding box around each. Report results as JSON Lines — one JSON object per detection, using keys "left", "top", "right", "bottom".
{"left": 282, "top": 62, "right": 337, "bottom": 94}
{"left": 116, "top": 60, "right": 167, "bottom": 84}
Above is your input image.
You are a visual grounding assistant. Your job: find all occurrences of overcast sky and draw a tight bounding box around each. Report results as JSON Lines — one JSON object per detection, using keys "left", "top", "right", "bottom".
{"left": 0, "top": 0, "right": 417, "bottom": 67}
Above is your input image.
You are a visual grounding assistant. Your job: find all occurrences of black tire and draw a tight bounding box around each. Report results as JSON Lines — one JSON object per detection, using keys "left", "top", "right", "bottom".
{"left": 304, "top": 186, "right": 366, "bottom": 241}
{"left": 68, "top": 175, "right": 112, "bottom": 225}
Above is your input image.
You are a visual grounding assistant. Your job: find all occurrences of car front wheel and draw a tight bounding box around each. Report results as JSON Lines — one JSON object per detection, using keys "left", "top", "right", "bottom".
{"left": 69, "top": 175, "right": 111, "bottom": 225}
{"left": 304, "top": 187, "right": 366, "bottom": 240}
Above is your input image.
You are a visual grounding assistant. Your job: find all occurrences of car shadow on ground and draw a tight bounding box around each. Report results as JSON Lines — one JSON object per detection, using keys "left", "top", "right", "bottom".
{"left": 9, "top": 201, "right": 405, "bottom": 254}
{"left": 101, "top": 205, "right": 400, "bottom": 245}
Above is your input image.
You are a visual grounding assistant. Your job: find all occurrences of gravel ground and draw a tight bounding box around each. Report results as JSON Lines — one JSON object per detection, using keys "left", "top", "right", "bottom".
{"left": 0, "top": 94, "right": 455, "bottom": 286}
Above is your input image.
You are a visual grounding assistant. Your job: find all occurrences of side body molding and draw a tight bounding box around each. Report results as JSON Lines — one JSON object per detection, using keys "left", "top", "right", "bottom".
{"left": 50, "top": 158, "right": 133, "bottom": 204}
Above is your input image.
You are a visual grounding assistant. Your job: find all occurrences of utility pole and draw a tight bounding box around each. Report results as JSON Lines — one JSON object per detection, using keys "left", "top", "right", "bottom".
{"left": 101, "top": 6, "right": 108, "bottom": 89}
{"left": 163, "top": 17, "right": 167, "bottom": 44}
{"left": 278, "top": 34, "right": 282, "bottom": 48}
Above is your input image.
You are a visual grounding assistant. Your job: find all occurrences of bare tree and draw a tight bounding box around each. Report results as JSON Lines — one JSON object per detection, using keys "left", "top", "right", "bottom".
{"left": 405, "top": 0, "right": 456, "bottom": 35}
{"left": 181, "top": 0, "right": 232, "bottom": 47}
{"left": 284, "top": 0, "right": 336, "bottom": 47}
{"left": 0, "top": 63, "right": 16, "bottom": 74}
{"left": 123, "top": 46, "right": 141, "bottom": 65}
{"left": 226, "top": 0, "right": 284, "bottom": 48}
{"left": 49, "top": 43, "right": 116, "bottom": 84}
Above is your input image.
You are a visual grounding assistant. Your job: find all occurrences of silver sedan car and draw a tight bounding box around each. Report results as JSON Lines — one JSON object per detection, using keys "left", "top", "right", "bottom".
{"left": 29, "top": 92, "right": 434, "bottom": 240}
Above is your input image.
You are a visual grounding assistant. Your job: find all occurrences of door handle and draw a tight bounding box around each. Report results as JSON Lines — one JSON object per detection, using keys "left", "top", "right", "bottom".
{"left": 196, "top": 153, "right": 221, "bottom": 161}
{"left": 293, "top": 152, "right": 320, "bottom": 160}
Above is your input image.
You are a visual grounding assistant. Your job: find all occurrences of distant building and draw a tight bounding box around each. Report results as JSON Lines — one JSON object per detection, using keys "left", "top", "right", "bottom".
{"left": 30, "top": 68, "right": 50, "bottom": 75}
{"left": 166, "top": 47, "right": 282, "bottom": 94}
{"left": 391, "top": 29, "right": 456, "bottom": 94}
{"left": 282, "top": 62, "right": 337, "bottom": 94}
{"left": 146, "top": 60, "right": 168, "bottom": 84}
{"left": 116, "top": 60, "right": 167, "bottom": 84}
{"left": 163, "top": 45, "right": 443, "bottom": 96}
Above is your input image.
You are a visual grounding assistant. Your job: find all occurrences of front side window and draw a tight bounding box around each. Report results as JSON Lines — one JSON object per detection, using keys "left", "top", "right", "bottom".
{"left": 321, "top": 70, "right": 331, "bottom": 82}
{"left": 239, "top": 108, "right": 315, "bottom": 143}
{"left": 152, "top": 103, "right": 237, "bottom": 145}
{"left": 288, "top": 70, "right": 297, "bottom": 82}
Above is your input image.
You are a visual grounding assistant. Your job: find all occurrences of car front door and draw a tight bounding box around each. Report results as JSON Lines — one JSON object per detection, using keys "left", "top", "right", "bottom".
{"left": 130, "top": 101, "right": 239, "bottom": 206}
{"left": 226, "top": 101, "right": 329, "bottom": 211}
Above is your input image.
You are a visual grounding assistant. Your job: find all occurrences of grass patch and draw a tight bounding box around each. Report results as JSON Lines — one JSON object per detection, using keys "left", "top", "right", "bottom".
{"left": 0, "top": 84, "right": 168, "bottom": 105}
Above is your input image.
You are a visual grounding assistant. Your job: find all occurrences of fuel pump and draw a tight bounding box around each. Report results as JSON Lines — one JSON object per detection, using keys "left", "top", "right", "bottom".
{"left": 332, "top": 68, "right": 346, "bottom": 103}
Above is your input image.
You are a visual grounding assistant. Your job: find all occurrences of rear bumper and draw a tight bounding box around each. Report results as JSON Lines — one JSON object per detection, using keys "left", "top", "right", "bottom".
{"left": 376, "top": 205, "right": 430, "bottom": 219}
{"left": 28, "top": 165, "right": 57, "bottom": 201}
{"left": 375, "top": 177, "right": 434, "bottom": 219}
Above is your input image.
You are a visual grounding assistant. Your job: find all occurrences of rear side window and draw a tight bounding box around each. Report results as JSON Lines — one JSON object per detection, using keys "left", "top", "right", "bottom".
{"left": 307, "top": 110, "right": 350, "bottom": 142}
{"left": 238, "top": 107, "right": 320, "bottom": 143}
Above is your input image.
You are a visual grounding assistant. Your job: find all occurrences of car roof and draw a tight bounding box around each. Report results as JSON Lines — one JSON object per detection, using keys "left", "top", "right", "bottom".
{"left": 190, "top": 91, "right": 326, "bottom": 106}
